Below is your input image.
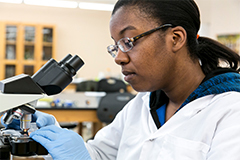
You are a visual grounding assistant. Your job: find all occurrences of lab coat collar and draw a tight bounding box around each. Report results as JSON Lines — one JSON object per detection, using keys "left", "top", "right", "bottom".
{"left": 148, "top": 94, "right": 214, "bottom": 139}
{"left": 140, "top": 92, "right": 160, "bottom": 133}
{"left": 141, "top": 92, "right": 150, "bottom": 107}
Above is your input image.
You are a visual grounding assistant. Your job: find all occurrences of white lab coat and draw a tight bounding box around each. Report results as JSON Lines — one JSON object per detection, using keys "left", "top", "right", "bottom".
{"left": 86, "top": 91, "right": 240, "bottom": 160}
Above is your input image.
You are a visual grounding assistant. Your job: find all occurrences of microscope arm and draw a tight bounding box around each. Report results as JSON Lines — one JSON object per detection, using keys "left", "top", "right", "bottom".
{"left": 0, "top": 93, "right": 45, "bottom": 115}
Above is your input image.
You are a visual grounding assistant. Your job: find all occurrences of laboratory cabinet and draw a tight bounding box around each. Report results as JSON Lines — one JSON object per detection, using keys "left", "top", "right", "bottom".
{"left": 0, "top": 22, "right": 56, "bottom": 80}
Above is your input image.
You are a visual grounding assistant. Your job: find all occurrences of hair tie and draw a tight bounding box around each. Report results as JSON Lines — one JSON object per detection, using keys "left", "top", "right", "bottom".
{"left": 197, "top": 34, "right": 200, "bottom": 39}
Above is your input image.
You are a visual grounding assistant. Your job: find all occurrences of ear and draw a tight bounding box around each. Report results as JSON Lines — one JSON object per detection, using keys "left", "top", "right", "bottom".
{"left": 170, "top": 26, "right": 187, "bottom": 53}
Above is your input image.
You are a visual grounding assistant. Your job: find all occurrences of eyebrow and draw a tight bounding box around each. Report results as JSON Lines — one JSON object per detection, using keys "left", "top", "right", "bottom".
{"left": 110, "top": 25, "right": 137, "bottom": 41}
{"left": 119, "top": 25, "right": 137, "bottom": 35}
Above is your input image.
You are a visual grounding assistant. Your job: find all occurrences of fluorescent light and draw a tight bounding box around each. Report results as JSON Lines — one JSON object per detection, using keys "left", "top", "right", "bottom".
{"left": 0, "top": 0, "right": 22, "bottom": 4}
{"left": 79, "top": 2, "right": 114, "bottom": 11}
{"left": 24, "top": 0, "right": 78, "bottom": 8}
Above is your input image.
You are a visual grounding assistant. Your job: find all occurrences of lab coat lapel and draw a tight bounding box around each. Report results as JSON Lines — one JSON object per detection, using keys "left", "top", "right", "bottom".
{"left": 149, "top": 94, "right": 214, "bottom": 139}
{"left": 142, "top": 92, "right": 159, "bottom": 133}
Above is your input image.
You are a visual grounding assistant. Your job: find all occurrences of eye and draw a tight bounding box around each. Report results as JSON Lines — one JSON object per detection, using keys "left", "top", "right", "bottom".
{"left": 121, "top": 38, "right": 133, "bottom": 50}
{"left": 124, "top": 41, "right": 132, "bottom": 49}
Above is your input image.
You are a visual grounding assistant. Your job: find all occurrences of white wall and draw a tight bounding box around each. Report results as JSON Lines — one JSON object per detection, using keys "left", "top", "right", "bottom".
{"left": 196, "top": 0, "right": 240, "bottom": 39}
{"left": 210, "top": 0, "right": 240, "bottom": 38}
{"left": 0, "top": 1, "right": 240, "bottom": 80}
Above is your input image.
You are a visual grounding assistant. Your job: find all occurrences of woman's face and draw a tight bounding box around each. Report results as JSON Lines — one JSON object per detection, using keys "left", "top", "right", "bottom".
{"left": 109, "top": 6, "right": 177, "bottom": 92}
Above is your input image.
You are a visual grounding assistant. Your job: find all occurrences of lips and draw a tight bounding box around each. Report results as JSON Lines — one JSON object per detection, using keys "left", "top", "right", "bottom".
{"left": 122, "top": 70, "right": 134, "bottom": 75}
{"left": 122, "top": 70, "right": 136, "bottom": 82}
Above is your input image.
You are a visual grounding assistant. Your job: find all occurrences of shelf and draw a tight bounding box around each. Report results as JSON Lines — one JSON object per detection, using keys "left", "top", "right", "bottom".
{"left": 24, "top": 41, "right": 35, "bottom": 46}
{"left": 43, "top": 42, "right": 53, "bottom": 46}
{"left": 6, "top": 40, "right": 16, "bottom": 45}
{"left": 3, "top": 60, "right": 18, "bottom": 64}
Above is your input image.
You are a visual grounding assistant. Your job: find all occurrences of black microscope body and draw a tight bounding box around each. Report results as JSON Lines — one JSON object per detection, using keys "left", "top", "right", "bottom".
{"left": 0, "top": 54, "right": 84, "bottom": 159}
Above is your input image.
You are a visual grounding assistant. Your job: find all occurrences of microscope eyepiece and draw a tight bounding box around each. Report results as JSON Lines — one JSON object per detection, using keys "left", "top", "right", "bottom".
{"left": 61, "top": 55, "right": 84, "bottom": 77}
{"left": 58, "top": 54, "right": 72, "bottom": 66}
{"left": 31, "top": 54, "right": 84, "bottom": 95}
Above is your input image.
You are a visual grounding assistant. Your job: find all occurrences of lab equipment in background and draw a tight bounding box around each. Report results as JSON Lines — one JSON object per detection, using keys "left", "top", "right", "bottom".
{"left": 96, "top": 77, "right": 127, "bottom": 93}
{"left": 96, "top": 77, "right": 135, "bottom": 123}
{"left": 76, "top": 80, "right": 98, "bottom": 92}
{"left": 0, "top": 53, "right": 84, "bottom": 160}
{"left": 97, "top": 92, "right": 135, "bottom": 123}
{"left": 36, "top": 91, "right": 106, "bottom": 109}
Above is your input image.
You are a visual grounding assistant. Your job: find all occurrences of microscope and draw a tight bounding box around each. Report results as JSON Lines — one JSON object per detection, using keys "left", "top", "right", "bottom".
{"left": 0, "top": 54, "right": 84, "bottom": 160}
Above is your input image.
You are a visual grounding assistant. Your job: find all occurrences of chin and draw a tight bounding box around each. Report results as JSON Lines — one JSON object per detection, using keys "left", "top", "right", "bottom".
{"left": 131, "top": 85, "right": 153, "bottom": 93}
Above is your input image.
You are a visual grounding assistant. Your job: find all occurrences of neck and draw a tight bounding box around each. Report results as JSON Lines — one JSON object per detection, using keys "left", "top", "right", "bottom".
{"left": 164, "top": 61, "right": 205, "bottom": 111}
{"left": 164, "top": 63, "right": 204, "bottom": 122}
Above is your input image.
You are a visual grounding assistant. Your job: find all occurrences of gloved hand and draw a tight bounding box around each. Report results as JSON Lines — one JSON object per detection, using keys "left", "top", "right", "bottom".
{"left": 30, "top": 125, "right": 92, "bottom": 160}
{"left": 0, "top": 110, "right": 56, "bottom": 129}
{"left": 1, "top": 115, "right": 21, "bottom": 130}
{"left": 32, "top": 110, "right": 56, "bottom": 128}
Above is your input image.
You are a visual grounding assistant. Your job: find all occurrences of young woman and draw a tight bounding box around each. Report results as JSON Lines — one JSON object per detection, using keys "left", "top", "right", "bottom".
{"left": 5, "top": 0, "right": 240, "bottom": 159}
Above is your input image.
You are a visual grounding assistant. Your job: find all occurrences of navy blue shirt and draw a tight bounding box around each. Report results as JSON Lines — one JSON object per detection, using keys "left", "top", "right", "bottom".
{"left": 150, "top": 68, "right": 240, "bottom": 129}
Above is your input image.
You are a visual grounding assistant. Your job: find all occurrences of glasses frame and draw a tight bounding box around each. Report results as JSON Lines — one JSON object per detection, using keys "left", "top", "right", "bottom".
{"left": 107, "top": 23, "right": 173, "bottom": 58}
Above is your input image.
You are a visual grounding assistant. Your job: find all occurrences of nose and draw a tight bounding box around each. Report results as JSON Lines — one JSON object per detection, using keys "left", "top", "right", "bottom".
{"left": 114, "top": 50, "right": 130, "bottom": 66}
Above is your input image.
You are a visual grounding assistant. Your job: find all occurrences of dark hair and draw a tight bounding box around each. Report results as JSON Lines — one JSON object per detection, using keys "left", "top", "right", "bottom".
{"left": 112, "top": 0, "right": 240, "bottom": 75}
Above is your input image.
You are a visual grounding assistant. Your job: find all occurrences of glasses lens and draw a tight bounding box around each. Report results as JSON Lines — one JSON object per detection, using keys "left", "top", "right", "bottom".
{"left": 118, "top": 37, "right": 133, "bottom": 52}
{"left": 107, "top": 45, "right": 117, "bottom": 58}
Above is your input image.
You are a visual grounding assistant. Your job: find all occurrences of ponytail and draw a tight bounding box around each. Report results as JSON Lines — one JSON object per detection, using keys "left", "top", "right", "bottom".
{"left": 196, "top": 37, "right": 240, "bottom": 74}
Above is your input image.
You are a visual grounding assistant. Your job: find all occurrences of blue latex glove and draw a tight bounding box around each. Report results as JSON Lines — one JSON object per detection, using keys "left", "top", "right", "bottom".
{"left": 0, "top": 110, "right": 55, "bottom": 129}
{"left": 1, "top": 115, "right": 21, "bottom": 130}
{"left": 30, "top": 125, "right": 92, "bottom": 160}
{"left": 32, "top": 110, "right": 56, "bottom": 128}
